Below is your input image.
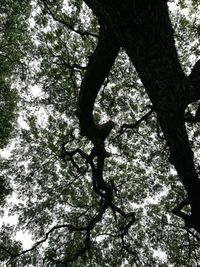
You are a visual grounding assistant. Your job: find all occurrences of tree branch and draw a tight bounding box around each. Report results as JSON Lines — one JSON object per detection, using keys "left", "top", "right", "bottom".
{"left": 186, "top": 59, "right": 200, "bottom": 104}
{"left": 41, "top": 0, "right": 98, "bottom": 38}
{"left": 7, "top": 223, "right": 85, "bottom": 264}
{"left": 60, "top": 146, "right": 89, "bottom": 174}
{"left": 117, "top": 107, "right": 154, "bottom": 137}
{"left": 172, "top": 198, "right": 191, "bottom": 223}
{"left": 76, "top": 25, "right": 119, "bottom": 144}
{"left": 172, "top": 198, "right": 200, "bottom": 234}
{"left": 185, "top": 104, "right": 200, "bottom": 123}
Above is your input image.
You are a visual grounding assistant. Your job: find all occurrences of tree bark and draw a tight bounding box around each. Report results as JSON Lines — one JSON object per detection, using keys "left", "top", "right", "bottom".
{"left": 81, "top": 0, "right": 200, "bottom": 231}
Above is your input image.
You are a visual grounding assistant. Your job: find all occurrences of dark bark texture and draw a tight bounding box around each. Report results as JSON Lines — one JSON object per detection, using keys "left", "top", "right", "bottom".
{"left": 78, "top": 0, "right": 200, "bottom": 232}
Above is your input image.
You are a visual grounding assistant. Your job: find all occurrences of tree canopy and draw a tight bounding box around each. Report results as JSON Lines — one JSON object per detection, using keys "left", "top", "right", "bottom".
{"left": 1, "top": 0, "right": 200, "bottom": 266}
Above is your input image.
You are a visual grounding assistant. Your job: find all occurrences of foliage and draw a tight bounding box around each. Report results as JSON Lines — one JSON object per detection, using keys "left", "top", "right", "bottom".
{"left": 0, "top": 0, "right": 31, "bottom": 148}
{"left": 0, "top": 0, "right": 200, "bottom": 266}
{"left": 0, "top": 81, "right": 17, "bottom": 149}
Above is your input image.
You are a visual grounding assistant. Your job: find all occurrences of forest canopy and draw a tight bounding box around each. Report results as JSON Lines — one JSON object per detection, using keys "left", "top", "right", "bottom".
{"left": 1, "top": 0, "right": 200, "bottom": 266}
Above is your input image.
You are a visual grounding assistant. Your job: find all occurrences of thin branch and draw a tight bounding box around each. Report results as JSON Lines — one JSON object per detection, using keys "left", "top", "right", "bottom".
{"left": 43, "top": 36, "right": 87, "bottom": 71}
{"left": 7, "top": 224, "right": 85, "bottom": 264}
{"left": 117, "top": 108, "right": 154, "bottom": 137}
{"left": 61, "top": 203, "right": 108, "bottom": 265}
{"left": 172, "top": 198, "right": 190, "bottom": 223}
{"left": 187, "top": 229, "right": 200, "bottom": 242}
{"left": 60, "top": 146, "right": 89, "bottom": 174}
{"left": 0, "top": 245, "right": 14, "bottom": 257}
{"left": 41, "top": 0, "right": 98, "bottom": 38}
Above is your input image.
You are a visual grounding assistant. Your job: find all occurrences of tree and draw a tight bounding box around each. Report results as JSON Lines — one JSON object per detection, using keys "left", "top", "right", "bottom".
{"left": 1, "top": 0, "right": 200, "bottom": 266}
{"left": 80, "top": 0, "right": 200, "bottom": 231}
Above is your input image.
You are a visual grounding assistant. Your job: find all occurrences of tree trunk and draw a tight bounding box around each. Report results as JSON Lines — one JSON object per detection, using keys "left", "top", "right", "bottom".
{"left": 82, "top": 0, "right": 200, "bottom": 231}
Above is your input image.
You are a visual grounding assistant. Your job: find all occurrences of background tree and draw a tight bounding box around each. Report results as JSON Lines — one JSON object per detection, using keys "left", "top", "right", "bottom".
{"left": 0, "top": 0, "right": 32, "bottom": 264}
{"left": 0, "top": 0, "right": 31, "bottom": 148}
{"left": 1, "top": 0, "right": 200, "bottom": 266}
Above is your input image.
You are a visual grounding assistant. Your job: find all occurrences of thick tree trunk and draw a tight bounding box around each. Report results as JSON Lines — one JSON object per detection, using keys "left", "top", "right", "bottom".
{"left": 82, "top": 0, "right": 200, "bottom": 231}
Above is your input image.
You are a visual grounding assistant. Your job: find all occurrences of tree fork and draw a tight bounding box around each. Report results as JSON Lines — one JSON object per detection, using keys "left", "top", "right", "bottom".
{"left": 83, "top": 0, "right": 200, "bottom": 232}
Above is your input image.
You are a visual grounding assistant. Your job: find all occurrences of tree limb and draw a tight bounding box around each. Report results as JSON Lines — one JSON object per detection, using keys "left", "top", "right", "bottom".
{"left": 117, "top": 107, "right": 154, "bottom": 136}
{"left": 41, "top": 0, "right": 98, "bottom": 38}
{"left": 172, "top": 198, "right": 200, "bottom": 234}
{"left": 172, "top": 198, "right": 191, "bottom": 224}
{"left": 186, "top": 60, "right": 200, "bottom": 104}
{"left": 76, "top": 23, "right": 120, "bottom": 160}
{"left": 7, "top": 223, "right": 85, "bottom": 264}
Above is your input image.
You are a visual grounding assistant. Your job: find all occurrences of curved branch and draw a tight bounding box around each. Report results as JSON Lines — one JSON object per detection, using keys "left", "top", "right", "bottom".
{"left": 7, "top": 223, "right": 85, "bottom": 264}
{"left": 76, "top": 23, "right": 120, "bottom": 155}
